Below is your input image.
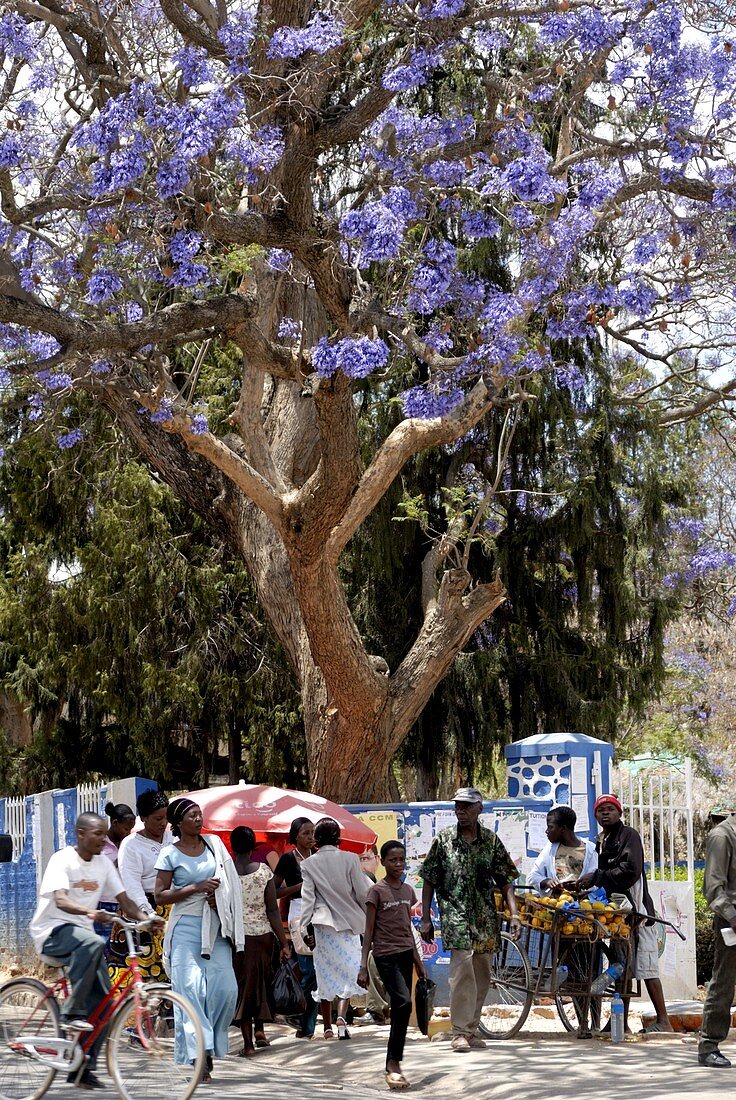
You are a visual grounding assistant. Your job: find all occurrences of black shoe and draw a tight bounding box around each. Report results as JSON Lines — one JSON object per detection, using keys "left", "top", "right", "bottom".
{"left": 67, "top": 1069, "right": 104, "bottom": 1090}
{"left": 698, "top": 1050, "right": 732, "bottom": 1068}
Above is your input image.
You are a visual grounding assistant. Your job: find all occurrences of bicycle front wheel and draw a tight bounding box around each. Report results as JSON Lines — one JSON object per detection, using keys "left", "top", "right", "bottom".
{"left": 107, "top": 987, "right": 204, "bottom": 1100}
{"left": 478, "top": 932, "right": 534, "bottom": 1039}
{"left": 0, "top": 978, "right": 60, "bottom": 1100}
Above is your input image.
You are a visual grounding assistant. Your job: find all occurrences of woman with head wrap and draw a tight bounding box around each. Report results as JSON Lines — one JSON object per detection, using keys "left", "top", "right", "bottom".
{"left": 114, "top": 788, "right": 172, "bottom": 983}
{"left": 154, "top": 797, "right": 242, "bottom": 1084}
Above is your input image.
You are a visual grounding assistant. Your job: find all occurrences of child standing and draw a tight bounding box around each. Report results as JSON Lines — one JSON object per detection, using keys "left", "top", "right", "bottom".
{"left": 358, "top": 841, "right": 426, "bottom": 1090}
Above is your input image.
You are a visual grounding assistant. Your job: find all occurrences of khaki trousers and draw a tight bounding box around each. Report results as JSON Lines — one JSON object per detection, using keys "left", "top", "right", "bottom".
{"left": 700, "top": 916, "right": 736, "bottom": 1054}
{"left": 449, "top": 948, "right": 493, "bottom": 1037}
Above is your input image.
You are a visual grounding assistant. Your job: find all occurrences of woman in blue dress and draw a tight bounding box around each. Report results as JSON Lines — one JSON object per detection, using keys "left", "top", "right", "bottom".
{"left": 155, "top": 797, "right": 243, "bottom": 1083}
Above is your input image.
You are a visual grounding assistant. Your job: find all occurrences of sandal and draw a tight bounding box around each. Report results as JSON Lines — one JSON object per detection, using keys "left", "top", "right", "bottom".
{"left": 385, "top": 1071, "right": 410, "bottom": 1090}
{"left": 323, "top": 1028, "right": 335, "bottom": 1040}
{"left": 254, "top": 1032, "right": 270, "bottom": 1048}
{"left": 644, "top": 1022, "right": 674, "bottom": 1035}
{"left": 336, "top": 1017, "right": 350, "bottom": 1040}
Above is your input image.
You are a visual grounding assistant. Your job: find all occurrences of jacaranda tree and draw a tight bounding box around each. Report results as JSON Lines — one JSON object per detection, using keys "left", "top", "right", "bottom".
{"left": 2, "top": 0, "right": 736, "bottom": 798}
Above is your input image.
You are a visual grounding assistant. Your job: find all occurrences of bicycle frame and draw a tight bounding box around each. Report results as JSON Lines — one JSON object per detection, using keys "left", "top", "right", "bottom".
{"left": 12, "top": 919, "right": 161, "bottom": 1073}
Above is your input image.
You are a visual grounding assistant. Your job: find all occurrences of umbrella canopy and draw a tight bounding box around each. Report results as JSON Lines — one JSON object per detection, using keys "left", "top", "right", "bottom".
{"left": 184, "top": 782, "right": 378, "bottom": 855}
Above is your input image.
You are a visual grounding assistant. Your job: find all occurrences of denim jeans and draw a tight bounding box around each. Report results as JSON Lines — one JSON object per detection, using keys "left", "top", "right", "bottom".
{"left": 374, "top": 950, "right": 414, "bottom": 1065}
{"left": 42, "top": 923, "right": 110, "bottom": 1068}
{"left": 297, "top": 954, "right": 319, "bottom": 1037}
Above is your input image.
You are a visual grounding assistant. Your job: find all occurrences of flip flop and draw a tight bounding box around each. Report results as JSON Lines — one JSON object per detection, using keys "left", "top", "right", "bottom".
{"left": 385, "top": 1072, "right": 410, "bottom": 1090}
{"left": 644, "top": 1022, "right": 675, "bottom": 1034}
{"left": 323, "top": 1029, "right": 335, "bottom": 1040}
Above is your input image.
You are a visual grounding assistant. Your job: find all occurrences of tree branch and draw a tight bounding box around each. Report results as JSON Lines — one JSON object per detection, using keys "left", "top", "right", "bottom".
{"left": 388, "top": 570, "right": 506, "bottom": 745}
{"left": 324, "top": 376, "right": 500, "bottom": 563}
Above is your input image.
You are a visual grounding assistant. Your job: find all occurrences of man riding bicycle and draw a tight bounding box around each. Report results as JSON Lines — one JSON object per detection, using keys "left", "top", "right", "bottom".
{"left": 29, "top": 812, "right": 161, "bottom": 1090}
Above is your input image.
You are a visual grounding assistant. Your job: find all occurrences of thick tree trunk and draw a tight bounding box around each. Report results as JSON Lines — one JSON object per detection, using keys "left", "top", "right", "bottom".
{"left": 98, "top": 362, "right": 506, "bottom": 804}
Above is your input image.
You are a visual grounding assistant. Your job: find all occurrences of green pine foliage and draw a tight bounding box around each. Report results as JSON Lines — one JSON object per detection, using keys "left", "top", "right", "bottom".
{"left": 346, "top": 346, "right": 702, "bottom": 794}
{"left": 0, "top": 403, "right": 303, "bottom": 794}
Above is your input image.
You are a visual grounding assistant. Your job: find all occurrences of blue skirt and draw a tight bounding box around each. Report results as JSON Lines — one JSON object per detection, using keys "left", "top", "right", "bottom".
{"left": 169, "top": 915, "right": 238, "bottom": 1063}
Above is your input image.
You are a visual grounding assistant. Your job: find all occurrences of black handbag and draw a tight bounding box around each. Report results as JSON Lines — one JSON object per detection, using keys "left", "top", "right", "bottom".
{"left": 270, "top": 958, "right": 307, "bottom": 1016}
{"left": 414, "top": 977, "right": 437, "bottom": 1035}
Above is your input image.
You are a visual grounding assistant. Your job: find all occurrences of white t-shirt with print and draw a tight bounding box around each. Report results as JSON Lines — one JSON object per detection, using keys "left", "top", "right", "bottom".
{"left": 29, "top": 846, "right": 123, "bottom": 953}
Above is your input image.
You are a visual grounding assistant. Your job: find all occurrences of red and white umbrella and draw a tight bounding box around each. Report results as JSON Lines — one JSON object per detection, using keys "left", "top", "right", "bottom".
{"left": 184, "top": 782, "right": 377, "bottom": 855}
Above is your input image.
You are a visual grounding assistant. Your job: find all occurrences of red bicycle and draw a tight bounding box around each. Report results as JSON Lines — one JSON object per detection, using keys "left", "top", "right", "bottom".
{"left": 0, "top": 916, "right": 204, "bottom": 1100}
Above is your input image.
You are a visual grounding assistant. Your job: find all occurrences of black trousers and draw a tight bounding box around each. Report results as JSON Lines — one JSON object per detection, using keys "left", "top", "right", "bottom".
{"left": 374, "top": 949, "right": 414, "bottom": 1065}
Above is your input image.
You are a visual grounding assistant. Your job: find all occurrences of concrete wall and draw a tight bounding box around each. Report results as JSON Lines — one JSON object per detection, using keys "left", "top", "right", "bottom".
{"left": 0, "top": 777, "right": 157, "bottom": 970}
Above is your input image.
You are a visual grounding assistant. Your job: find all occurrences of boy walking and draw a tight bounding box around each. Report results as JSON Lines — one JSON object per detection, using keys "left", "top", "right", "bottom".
{"left": 358, "top": 841, "right": 425, "bottom": 1090}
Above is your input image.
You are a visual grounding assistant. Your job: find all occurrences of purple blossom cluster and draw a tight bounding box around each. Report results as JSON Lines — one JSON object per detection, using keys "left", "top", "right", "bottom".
{"left": 663, "top": 547, "right": 736, "bottom": 588}
{"left": 166, "top": 232, "right": 209, "bottom": 289}
{"left": 86, "top": 270, "right": 123, "bottom": 305}
{"left": 150, "top": 400, "right": 174, "bottom": 424}
{"left": 311, "top": 336, "right": 390, "bottom": 379}
{"left": 278, "top": 317, "right": 302, "bottom": 342}
{"left": 462, "top": 211, "right": 501, "bottom": 241}
{"left": 401, "top": 385, "right": 464, "bottom": 419}
{"left": 340, "top": 187, "right": 419, "bottom": 265}
{"left": 267, "top": 13, "right": 344, "bottom": 60}
{"left": 218, "top": 8, "right": 256, "bottom": 74}
{"left": 383, "top": 48, "right": 444, "bottom": 91}
{"left": 226, "top": 127, "right": 285, "bottom": 184}
{"left": 267, "top": 249, "right": 292, "bottom": 273}
{"left": 175, "top": 46, "right": 213, "bottom": 86}
{"left": 190, "top": 413, "right": 208, "bottom": 435}
{"left": 0, "top": 12, "right": 38, "bottom": 60}
{"left": 56, "top": 428, "right": 83, "bottom": 450}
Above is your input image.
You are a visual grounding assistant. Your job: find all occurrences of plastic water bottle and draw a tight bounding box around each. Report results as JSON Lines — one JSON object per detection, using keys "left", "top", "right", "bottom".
{"left": 610, "top": 993, "right": 625, "bottom": 1043}
{"left": 541, "top": 965, "right": 568, "bottom": 992}
{"left": 590, "top": 961, "right": 624, "bottom": 994}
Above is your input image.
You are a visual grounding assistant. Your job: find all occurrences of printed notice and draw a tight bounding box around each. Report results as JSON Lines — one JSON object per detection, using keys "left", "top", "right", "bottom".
{"left": 571, "top": 756, "right": 588, "bottom": 794}
{"left": 527, "top": 811, "right": 548, "bottom": 853}
{"left": 433, "top": 809, "right": 457, "bottom": 835}
{"left": 404, "top": 813, "right": 434, "bottom": 859}
{"left": 662, "top": 932, "right": 678, "bottom": 976}
{"left": 571, "top": 793, "right": 590, "bottom": 832}
{"left": 496, "top": 812, "right": 527, "bottom": 870}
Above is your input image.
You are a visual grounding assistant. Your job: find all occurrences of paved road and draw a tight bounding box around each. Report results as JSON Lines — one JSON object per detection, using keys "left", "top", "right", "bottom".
{"left": 48, "top": 1022, "right": 736, "bottom": 1099}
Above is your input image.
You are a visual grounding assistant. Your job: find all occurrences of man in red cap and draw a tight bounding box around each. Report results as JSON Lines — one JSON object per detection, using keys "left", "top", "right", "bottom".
{"left": 578, "top": 794, "right": 672, "bottom": 1035}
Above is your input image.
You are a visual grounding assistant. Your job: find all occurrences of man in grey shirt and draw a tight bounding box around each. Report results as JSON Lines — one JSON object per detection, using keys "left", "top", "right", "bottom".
{"left": 699, "top": 806, "right": 736, "bottom": 1067}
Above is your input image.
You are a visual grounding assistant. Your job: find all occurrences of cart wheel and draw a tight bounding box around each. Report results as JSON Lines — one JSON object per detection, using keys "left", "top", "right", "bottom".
{"left": 554, "top": 993, "right": 578, "bottom": 1033}
{"left": 478, "top": 932, "right": 533, "bottom": 1039}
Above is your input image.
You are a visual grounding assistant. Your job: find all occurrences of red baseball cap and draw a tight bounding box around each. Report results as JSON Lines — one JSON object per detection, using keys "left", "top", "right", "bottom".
{"left": 593, "top": 794, "right": 623, "bottom": 815}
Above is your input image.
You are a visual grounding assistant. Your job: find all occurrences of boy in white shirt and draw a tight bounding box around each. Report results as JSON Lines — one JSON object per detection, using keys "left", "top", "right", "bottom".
{"left": 30, "top": 812, "right": 157, "bottom": 1090}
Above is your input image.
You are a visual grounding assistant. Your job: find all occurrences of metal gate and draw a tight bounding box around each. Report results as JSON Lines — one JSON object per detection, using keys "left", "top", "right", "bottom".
{"left": 612, "top": 754, "right": 696, "bottom": 998}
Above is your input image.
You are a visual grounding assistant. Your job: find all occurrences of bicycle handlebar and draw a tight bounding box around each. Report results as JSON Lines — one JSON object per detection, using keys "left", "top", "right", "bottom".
{"left": 110, "top": 915, "right": 165, "bottom": 930}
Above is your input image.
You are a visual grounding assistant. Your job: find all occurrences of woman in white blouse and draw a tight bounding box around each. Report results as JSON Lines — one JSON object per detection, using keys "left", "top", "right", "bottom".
{"left": 117, "top": 788, "right": 171, "bottom": 980}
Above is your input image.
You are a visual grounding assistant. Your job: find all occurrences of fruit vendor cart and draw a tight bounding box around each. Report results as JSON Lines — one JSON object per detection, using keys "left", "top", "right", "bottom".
{"left": 479, "top": 890, "right": 636, "bottom": 1039}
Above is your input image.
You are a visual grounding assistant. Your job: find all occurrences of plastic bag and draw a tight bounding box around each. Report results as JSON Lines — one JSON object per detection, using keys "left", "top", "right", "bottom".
{"left": 414, "top": 977, "right": 437, "bottom": 1036}
{"left": 269, "top": 959, "right": 307, "bottom": 1016}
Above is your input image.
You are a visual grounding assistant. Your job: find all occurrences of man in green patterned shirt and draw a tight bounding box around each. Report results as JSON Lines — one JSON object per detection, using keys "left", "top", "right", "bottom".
{"left": 420, "top": 788, "right": 521, "bottom": 1052}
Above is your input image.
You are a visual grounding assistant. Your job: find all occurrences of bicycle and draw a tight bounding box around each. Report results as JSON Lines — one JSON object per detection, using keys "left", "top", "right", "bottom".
{"left": 0, "top": 916, "right": 204, "bottom": 1100}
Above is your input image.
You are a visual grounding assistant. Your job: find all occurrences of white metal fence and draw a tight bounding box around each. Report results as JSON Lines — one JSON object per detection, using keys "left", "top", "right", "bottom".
{"left": 5, "top": 796, "right": 26, "bottom": 861}
{"left": 613, "top": 753, "right": 697, "bottom": 998}
{"left": 76, "top": 782, "right": 104, "bottom": 818}
{"left": 612, "top": 755, "right": 694, "bottom": 881}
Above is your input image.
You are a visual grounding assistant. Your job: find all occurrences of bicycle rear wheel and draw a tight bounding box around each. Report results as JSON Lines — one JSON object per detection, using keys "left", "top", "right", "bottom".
{"left": 0, "top": 979, "right": 60, "bottom": 1100}
{"left": 107, "top": 987, "right": 204, "bottom": 1100}
{"left": 478, "top": 932, "right": 534, "bottom": 1039}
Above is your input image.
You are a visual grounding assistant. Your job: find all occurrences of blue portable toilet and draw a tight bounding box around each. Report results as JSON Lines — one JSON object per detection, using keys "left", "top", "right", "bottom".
{"left": 504, "top": 732, "right": 613, "bottom": 842}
